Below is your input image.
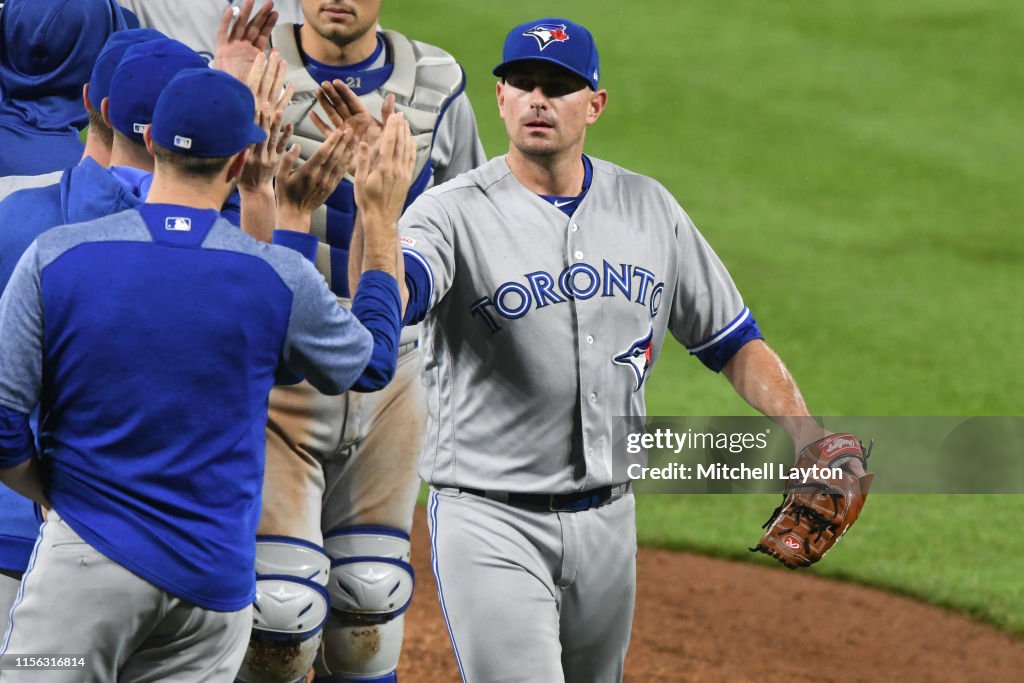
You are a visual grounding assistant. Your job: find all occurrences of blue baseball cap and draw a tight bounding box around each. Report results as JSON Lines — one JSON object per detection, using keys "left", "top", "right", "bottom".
{"left": 88, "top": 28, "right": 165, "bottom": 110}
{"left": 151, "top": 68, "right": 266, "bottom": 158}
{"left": 493, "top": 18, "right": 600, "bottom": 90}
{"left": 107, "top": 37, "right": 207, "bottom": 142}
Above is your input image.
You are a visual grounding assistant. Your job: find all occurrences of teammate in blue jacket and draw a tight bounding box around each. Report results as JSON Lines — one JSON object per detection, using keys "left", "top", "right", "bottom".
{"left": 0, "top": 67, "right": 415, "bottom": 682}
{"left": 0, "top": 28, "right": 166, "bottom": 636}
{"left": 0, "top": 0, "right": 128, "bottom": 176}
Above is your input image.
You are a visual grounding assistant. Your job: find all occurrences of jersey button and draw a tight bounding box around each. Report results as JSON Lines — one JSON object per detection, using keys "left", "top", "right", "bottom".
{"left": 589, "top": 392, "right": 597, "bottom": 403}
{"left": 574, "top": 250, "right": 584, "bottom": 260}
{"left": 587, "top": 447, "right": 595, "bottom": 456}
{"left": 586, "top": 335, "right": 594, "bottom": 344}
{"left": 571, "top": 223, "right": 579, "bottom": 232}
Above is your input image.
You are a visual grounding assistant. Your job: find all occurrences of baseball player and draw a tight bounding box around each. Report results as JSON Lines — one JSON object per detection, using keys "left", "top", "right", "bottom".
{"left": 397, "top": 18, "right": 831, "bottom": 682}
{"left": 233, "top": 3, "right": 486, "bottom": 682}
{"left": 0, "top": 67, "right": 415, "bottom": 682}
{"left": 0, "top": 0, "right": 128, "bottom": 176}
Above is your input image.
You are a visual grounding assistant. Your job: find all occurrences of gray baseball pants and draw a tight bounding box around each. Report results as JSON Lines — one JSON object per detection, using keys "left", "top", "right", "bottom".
{"left": 0, "top": 511, "right": 250, "bottom": 683}
{"left": 0, "top": 573, "right": 18, "bottom": 643}
{"left": 427, "top": 488, "right": 637, "bottom": 683}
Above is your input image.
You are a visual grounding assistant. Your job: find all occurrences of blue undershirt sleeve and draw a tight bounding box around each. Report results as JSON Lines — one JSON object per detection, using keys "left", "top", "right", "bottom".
{"left": 688, "top": 310, "right": 765, "bottom": 372}
{"left": 349, "top": 270, "right": 403, "bottom": 392}
{"left": 220, "top": 189, "right": 242, "bottom": 227}
{"left": 0, "top": 405, "right": 34, "bottom": 469}
{"left": 272, "top": 230, "right": 319, "bottom": 263}
{"left": 402, "top": 251, "right": 431, "bottom": 326}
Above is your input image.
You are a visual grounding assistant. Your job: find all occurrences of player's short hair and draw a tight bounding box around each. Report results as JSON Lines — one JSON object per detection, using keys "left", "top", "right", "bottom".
{"left": 151, "top": 141, "right": 233, "bottom": 180}
{"left": 86, "top": 102, "right": 114, "bottom": 147}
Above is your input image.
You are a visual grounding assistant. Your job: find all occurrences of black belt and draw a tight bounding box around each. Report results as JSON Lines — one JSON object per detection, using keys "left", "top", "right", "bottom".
{"left": 457, "top": 484, "right": 628, "bottom": 512}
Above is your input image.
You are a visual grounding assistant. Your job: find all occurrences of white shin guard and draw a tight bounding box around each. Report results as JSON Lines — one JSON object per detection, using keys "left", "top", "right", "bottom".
{"left": 316, "top": 526, "right": 414, "bottom": 679}
{"left": 236, "top": 537, "right": 331, "bottom": 683}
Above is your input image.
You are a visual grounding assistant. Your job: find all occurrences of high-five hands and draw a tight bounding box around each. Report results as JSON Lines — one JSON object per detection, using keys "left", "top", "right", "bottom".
{"left": 313, "top": 80, "right": 397, "bottom": 159}
{"left": 276, "top": 128, "right": 359, "bottom": 233}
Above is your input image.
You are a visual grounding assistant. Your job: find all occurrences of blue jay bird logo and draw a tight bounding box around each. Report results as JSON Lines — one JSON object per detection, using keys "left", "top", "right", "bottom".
{"left": 523, "top": 24, "right": 571, "bottom": 51}
{"left": 613, "top": 327, "right": 654, "bottom": 392}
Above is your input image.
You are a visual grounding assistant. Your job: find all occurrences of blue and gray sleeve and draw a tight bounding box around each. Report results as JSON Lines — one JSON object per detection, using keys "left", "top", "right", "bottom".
{"left": 398, "top": 194, "right": 459, "bottom": 325}
{"left": 273, "top": 232, "right": 403, "bottom": 391}
{"left": 280, "top": 255, "right": 402, "bottom": 395}
{"left": 0, "top": 244, "right": 44, "bottom": 468}
{"left": 666, "top": 203, "right": 763, "bottom": 372}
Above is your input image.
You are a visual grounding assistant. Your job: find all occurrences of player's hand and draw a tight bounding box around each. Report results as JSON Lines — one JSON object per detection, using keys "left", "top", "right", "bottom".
{"left": 239, "top": 51, "right": 295, "bottom": 192}
{"left": 275, "top": 128, "right": 358, "bottom": 233}
{"left": 353, "top": 112, "right": 416, "bottom": 225}
{"left": 313, "top": 79, "right": 396, "bottom": 152}
{"left": 213, "top": 0, "right": 279, "bottom": 84}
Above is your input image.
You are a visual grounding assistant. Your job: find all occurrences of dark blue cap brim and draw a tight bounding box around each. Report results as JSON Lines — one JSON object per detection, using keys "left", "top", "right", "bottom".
{"left": 493, "top": 57, "right": 597, "bottom": 90}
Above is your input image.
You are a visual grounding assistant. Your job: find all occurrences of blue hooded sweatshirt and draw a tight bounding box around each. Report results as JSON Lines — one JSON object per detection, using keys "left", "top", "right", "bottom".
{"left": 0, "top": 0, "right": 126, "bottom": 176}
{"left": 0, "top": 156, "right": 144, "bottom": 572}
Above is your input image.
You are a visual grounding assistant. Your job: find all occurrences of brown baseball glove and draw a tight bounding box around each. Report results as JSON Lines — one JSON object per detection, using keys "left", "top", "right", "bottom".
{"left": 751, "top": 433, "right": 874, "bottom": 569}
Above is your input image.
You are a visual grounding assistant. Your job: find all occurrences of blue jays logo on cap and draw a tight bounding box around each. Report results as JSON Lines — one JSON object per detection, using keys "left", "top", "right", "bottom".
{"left": 614, "top": 327, "right": 654, "bottom": 392}
{"left": 494, "top": 17, "right": 601, "bottom": 91}
{"left": 523, "top": 24, "right": 570, "bottom": 51}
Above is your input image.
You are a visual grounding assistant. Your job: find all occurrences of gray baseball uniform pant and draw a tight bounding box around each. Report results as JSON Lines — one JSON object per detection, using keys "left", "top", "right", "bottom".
{"left": 0, "top": 512, "right": 250, "bottom": 683}
{"left": 427, "top": 488, "right": 638, "bottom": 683}
{"left": 0, "top": 573, "right": 19, "bottom": 641}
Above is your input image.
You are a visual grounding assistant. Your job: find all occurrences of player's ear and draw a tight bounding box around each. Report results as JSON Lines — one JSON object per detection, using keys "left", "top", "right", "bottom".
{"left": 100, "top": 97, "right": 113, "bottom": 128}
{"left": 82, "top": 83, "right": 91, "bottom": 112}
{"left": 143, "top": 125, "right": 155, "bottom": 157}
{"left": 586, "top": 88, "right": 608, "bottom": 125}
{"left": 496, "top": 80, "right": 506, "bottom": 114}
{"left": 227, "top": 148, "right": 251, "bottom": 182}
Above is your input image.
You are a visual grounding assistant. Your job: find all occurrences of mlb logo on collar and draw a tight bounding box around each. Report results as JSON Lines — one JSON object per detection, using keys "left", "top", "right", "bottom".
{"left": 165, "top": 217, "right": 192, "bottom": 232}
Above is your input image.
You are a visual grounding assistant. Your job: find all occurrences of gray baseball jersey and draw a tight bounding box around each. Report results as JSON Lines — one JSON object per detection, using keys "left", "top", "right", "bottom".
{"left": 401, "top": 155, "right": 747, "bottom": 493}
{"left": 404, "top": 154, "right": 751, "bottom": 682}
{"left": 119, "top": 0, "right": 304, "bottom": 61}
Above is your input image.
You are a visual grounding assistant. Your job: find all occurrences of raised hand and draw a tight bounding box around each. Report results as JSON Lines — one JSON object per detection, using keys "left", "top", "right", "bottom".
{"left": 312, "top": 79, "right": 396, "bottom": 151}
{"left": 213, "top": 0, "right": 279, "bottom": 84}
{"left": 240, "top": 51, "right": 295, "bottom": 192}
{"left": 276, "top": 128, "right": 358, "bottom": 233}
{"left": 353, "top": 113, "right": 415, "bottom": 225}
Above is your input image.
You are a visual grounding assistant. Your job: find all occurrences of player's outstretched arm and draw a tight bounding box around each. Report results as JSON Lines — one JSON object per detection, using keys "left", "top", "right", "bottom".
{"left": 340, "top": 113, "right": 416, "bottom": 391}
{"left": 722, "top": 339, "right": 826, "bottom": 449}
{"left": 351, "top": 113, "right": 414, "bottom": 280}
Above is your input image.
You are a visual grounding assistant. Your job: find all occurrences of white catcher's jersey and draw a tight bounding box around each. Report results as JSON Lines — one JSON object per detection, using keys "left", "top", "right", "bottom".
{"left": 119, "top": 0, "right": 304, "bottom": 61}
{"left": 401, "top": 156, "right": 748, "bottom": 493}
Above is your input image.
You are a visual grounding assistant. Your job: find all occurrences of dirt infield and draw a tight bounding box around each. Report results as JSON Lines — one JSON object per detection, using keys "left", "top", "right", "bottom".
{"left": 398, "top": 507, "right": 1024, "bottom": 682}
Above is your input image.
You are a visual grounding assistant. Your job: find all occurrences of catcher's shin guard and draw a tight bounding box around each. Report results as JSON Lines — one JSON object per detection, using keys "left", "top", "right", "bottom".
{"left": 236, "top": 537, "right": 331, "bottom": 683}
{"left": 315, "top": 526, "right": 414, "bottom": 683}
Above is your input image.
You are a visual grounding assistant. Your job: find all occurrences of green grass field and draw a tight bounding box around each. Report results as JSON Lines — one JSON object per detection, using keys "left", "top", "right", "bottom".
{"left": 391, "top": 2, "right": 1024, "bottom": 634}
